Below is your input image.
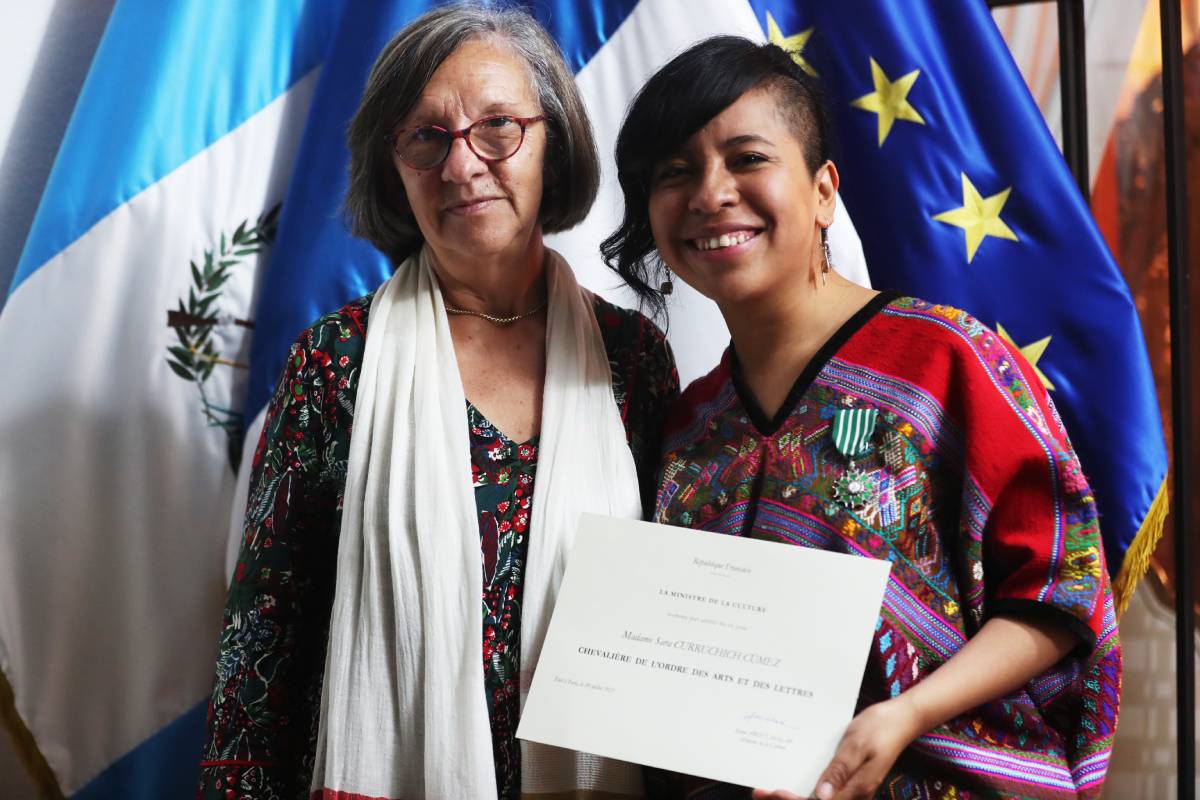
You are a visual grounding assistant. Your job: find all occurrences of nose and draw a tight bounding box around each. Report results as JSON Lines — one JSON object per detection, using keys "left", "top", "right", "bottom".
{"left": 688, "top": 164, "right": 738, "bottom": 215}
{"left": 440, "top": 136, "right": 487, "bottom": 183}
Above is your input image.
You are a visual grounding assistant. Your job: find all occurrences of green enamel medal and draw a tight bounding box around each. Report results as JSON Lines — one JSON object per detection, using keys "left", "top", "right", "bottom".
{"left": 832, "top": 408, "right": 878, "bottom": 509}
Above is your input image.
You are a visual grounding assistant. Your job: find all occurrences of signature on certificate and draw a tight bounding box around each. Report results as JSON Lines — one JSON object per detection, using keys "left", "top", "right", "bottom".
{"left": 741, "top": 711, "right": 803, "bottom": 731}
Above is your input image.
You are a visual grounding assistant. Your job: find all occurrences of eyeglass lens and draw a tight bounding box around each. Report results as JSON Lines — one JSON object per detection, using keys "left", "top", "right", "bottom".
{"left": 397, "top": 116, "right": 525, "bottom": 169}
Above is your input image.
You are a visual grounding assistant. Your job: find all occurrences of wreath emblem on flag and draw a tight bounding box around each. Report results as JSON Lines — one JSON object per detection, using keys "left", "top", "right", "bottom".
{"left": 165, "top": 204, "right": 279, "bottom": 470}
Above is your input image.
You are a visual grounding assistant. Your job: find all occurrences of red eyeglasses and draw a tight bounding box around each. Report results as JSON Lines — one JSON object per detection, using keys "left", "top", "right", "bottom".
{"left": 386, "top": 114, "right": 545, "bottom": 170}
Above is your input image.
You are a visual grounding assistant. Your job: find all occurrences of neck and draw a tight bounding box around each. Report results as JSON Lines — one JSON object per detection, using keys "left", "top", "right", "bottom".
{"left": 721, "top": 274, "right": 876, "bottom": 420}
{"left": 431, "top": 231, "right": 548, "bottom": 316}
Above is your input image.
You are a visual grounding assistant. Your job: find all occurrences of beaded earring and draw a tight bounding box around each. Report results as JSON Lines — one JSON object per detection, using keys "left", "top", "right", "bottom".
{"left": 820, "top": 226, "right": 834, "bottom": 287}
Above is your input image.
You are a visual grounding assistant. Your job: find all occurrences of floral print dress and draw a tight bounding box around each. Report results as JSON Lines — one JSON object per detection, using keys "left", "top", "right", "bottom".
{"left": 197, "top": 292, "right": 678, "bottom": 800}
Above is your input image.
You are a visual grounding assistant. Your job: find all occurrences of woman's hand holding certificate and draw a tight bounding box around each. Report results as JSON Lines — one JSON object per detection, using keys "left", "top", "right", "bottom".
{"left": 517, "top": 514, "right": 890, "bottom": 795}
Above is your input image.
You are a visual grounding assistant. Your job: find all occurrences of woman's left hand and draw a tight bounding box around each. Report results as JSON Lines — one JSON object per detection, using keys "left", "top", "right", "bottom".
{"left": 750, "top": 614, "right": 1079, "bottom": 799}
{"left": 749, "top": 695, "right": 924, "bottom": 800}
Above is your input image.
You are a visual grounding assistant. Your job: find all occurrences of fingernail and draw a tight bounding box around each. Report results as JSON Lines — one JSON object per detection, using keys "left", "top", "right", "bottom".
{"left": 816, "top": 782, "right": 835, "bottom": 800}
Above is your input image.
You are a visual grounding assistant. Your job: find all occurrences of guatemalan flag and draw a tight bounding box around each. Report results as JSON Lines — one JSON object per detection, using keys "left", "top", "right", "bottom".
{"left": 0, "top": 1, "right": 1157, "bottom": 797}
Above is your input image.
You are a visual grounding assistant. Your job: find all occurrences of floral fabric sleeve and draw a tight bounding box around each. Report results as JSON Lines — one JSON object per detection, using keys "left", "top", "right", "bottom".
{"left": 196, "top": 298, "right": 370, "bottom": 800}
{"left": 592, "top": 297, "right": 680, "bottom": 506}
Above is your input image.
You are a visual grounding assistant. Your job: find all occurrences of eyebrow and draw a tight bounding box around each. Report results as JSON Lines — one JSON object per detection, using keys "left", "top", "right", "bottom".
{"left": 406, "top": 100, "right": 523, "bottom": 124}
{"left": 722, "top": 134, "right": 775, "bottom": 147}
{"left": 657, "top": 133, "right": 777, "bottom": 164}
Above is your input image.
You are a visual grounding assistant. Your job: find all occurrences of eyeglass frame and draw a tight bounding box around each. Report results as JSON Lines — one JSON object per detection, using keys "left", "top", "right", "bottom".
{"left": 385, "top": 114, "right": 546, "bottom": 170}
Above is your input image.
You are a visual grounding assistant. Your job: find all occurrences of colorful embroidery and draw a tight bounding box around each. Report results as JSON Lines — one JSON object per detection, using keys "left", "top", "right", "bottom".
{"left": 656, "top": 296, "right": 1119, "bottom": 799}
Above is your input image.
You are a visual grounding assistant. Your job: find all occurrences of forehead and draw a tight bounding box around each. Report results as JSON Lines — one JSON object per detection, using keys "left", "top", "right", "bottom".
{"left": 662, "top": 88, "right": 801, "bottom": 161}
{"left": 411, "top": 38, "right": 537, "bottom": 117}
{"left": 679, "top": 87, "right": 796, "bottom": 151}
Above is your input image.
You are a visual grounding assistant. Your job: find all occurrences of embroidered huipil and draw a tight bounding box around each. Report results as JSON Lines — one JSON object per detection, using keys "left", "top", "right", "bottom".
{"left": 655, "top": 294, "right": 1119, "bottom": 800}
{"left": 197, "top": 292, "right": 678, "bottom": 800}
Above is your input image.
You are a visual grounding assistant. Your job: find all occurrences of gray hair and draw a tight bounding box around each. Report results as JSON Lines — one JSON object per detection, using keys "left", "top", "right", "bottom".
{"left": 345, "top": 3, "right": 600, "bottom": 265}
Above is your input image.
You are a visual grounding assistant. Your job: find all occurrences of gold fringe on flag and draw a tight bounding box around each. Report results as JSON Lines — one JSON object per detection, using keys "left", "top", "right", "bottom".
{"left": 0, "top": 670, "right": 64, "bottom": 799}
{"left": 1112, "top": 476, "right": 1171, "bottom": 617}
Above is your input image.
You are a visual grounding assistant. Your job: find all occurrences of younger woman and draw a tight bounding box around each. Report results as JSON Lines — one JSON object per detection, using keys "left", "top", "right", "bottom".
{"left": 603, "top": 36, "right": 1119, "bottom": 800}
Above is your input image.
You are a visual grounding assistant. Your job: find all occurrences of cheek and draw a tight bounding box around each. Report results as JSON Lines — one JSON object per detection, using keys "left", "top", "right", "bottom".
{"left": 504, "top": 141, "right": 545, "bottom": 202}
{"left": 647, "top": 197, "right": 677, "bottom": 257}
{"left": 396, "top": 169, "right": 432, "bottom": 219}
{"left": 407, "top": 190, "right": 439, "bottom": 228}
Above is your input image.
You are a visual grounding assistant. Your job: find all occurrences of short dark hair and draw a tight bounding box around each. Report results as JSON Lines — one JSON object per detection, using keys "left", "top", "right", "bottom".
{"left": 601, "top": 36, "right": 834, "bottom": 316}
{"left": 346, "top": 3, "right": 600, "bottom": 265}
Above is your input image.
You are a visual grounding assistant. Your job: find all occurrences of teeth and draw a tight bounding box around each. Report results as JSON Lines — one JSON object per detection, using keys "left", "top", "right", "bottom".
{"left": 694, "top": 231, "right": 754, "bottom": 250}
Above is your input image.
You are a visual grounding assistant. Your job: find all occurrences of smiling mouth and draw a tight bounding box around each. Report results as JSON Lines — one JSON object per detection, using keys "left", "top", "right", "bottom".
{"left": 690, "top": 230, "right": 759, "bottom": 251}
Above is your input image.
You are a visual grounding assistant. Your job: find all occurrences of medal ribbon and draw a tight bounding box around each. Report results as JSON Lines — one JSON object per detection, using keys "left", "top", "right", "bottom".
{"left": 833, "top": 408, "right": 878, "bottom": 459}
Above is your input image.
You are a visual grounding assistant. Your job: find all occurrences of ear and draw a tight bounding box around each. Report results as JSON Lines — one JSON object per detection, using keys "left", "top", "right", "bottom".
{"left": 814, "top": 160, "right": 839, "bottom": 220}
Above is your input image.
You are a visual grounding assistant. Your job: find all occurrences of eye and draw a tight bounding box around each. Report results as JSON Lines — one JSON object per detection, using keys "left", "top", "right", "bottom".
{"left": 652, "top": 163, "right": 690, "bottom": 184}
{"left": 409, "top": 126, "right": 444, "bottom": 143}
{"left": 732, "top": 152, "right": 769, "bottom": 168}
{"left": 480, "top": 115, "right": 517, "bottom": 129}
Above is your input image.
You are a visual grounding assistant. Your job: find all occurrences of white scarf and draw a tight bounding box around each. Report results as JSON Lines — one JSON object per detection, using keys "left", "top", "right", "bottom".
{"left": 311, "top": 247, "right": 645, "bottom": 799}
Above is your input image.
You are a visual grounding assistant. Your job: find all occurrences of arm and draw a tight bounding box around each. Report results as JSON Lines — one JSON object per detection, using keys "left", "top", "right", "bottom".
{"left": 594, "top": 300, "right": 681, "bottom": 509}
{"left": 751, "top": 613, "right": 1078, "bottom": 800}
{"left": 197, "top": 332, "right": 344, "bottom": 800}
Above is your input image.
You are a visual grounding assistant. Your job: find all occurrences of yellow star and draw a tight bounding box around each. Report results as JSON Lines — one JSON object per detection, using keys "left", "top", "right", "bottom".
{"left": 766, "top": 12, "right": 816, "bottom": 76}
{"left": 851, "top": 58, "right": 926, "bottom": 146}
{"left": 997, "top": 323, "right": 1056, "bottom": 391}
{"left": 932, "top": 173, "right": 1019, "bottom": 263}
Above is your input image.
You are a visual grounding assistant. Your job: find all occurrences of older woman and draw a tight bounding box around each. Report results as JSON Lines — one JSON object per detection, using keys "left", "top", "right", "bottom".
{"left": 197, "top": 7, "right": 676, "bottom": 800}
{"left": 604, "top": 37, "right": 1119, "bottom": 800}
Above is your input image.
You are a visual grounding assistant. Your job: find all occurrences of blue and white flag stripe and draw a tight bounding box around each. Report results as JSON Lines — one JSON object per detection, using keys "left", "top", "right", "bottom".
{"left": 9, "top": 1, "right": 343, "bottom": 297}
{"left": 0, "top": 1, "right": 344, "bottom": 795}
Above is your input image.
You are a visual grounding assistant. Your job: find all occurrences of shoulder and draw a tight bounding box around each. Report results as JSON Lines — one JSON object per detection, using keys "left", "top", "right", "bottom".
{"left": 286, "top": 292, "right": 375, "bottom": 374}
{"left": 587, "top": 295, "right": 679, "bottom": 476}
{"left": 839, "top": 295, "right": 1034, "bottom": 395}
{"left": 302, "top": 292, "right": 374, "bottom": 349}
{"left": 850, "top": 296, "right": 1067, "bottom": 463}
{"left": 662, "top": 349, "right": 735, "bottom": 451}
{"left": 590, "top": 294, "right": 670, "bottom": 358}
{"left": 270, "top": 292, "right": 375, "bottom": 419}
{"left": 860, "top": 296, "right": 1030, "bottom": 368}
{"left": 677, "top": 350, "right": 734, "bottom": 412}
{"left": 590, "top": 293, "right": 678, "bottom": 396}
{"left": 847, "top": 295, "right": 980, "bottom": 359}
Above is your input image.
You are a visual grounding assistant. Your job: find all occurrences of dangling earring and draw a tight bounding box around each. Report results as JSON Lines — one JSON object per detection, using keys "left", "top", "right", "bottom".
{"left": 659, "top": 263, "right": 674, "bottom": 295}
{"left": 820, "top": 227, "right": 833, "bottom": 287}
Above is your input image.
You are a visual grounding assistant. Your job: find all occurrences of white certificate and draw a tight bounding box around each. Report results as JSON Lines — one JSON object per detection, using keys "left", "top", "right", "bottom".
{"left": 517, "top": 513, "right": 891, "bottom": 794}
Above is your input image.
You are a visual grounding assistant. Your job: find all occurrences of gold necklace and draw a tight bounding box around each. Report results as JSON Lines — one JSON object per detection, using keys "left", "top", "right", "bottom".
{"left": 444, "top": 298, "right": 548, "bottom": 326}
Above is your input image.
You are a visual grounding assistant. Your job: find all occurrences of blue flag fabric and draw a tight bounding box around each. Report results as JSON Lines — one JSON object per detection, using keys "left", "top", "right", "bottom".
{"left": 745, "top": 0, "right": 1167, "bottom": 598}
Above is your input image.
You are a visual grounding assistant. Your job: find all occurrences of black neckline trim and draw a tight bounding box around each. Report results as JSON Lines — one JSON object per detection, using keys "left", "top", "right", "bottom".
{"left": 730, "top": 290, "right": 900, "bottom": 437}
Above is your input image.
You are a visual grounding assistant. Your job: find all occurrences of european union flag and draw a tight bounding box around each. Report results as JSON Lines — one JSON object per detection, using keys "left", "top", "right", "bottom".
{"left": 746, "top": 0, "right": 1167, "bottom": 609}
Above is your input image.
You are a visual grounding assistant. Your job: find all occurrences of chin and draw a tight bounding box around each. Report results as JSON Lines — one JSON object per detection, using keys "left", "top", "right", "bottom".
{"left": 685, "top": 270, "right": 774, "bottom": 308}
{"left": 446, "top": 230, "right": 519, "bottom": 257}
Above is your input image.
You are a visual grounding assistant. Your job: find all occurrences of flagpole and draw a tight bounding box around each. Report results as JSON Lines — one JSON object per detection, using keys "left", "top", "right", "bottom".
{"left": 1159, "top": 0, "right": 1195, "bottom": 797}
{"left": 1055, "top": 0, "right": 1088, "bottom": 200}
